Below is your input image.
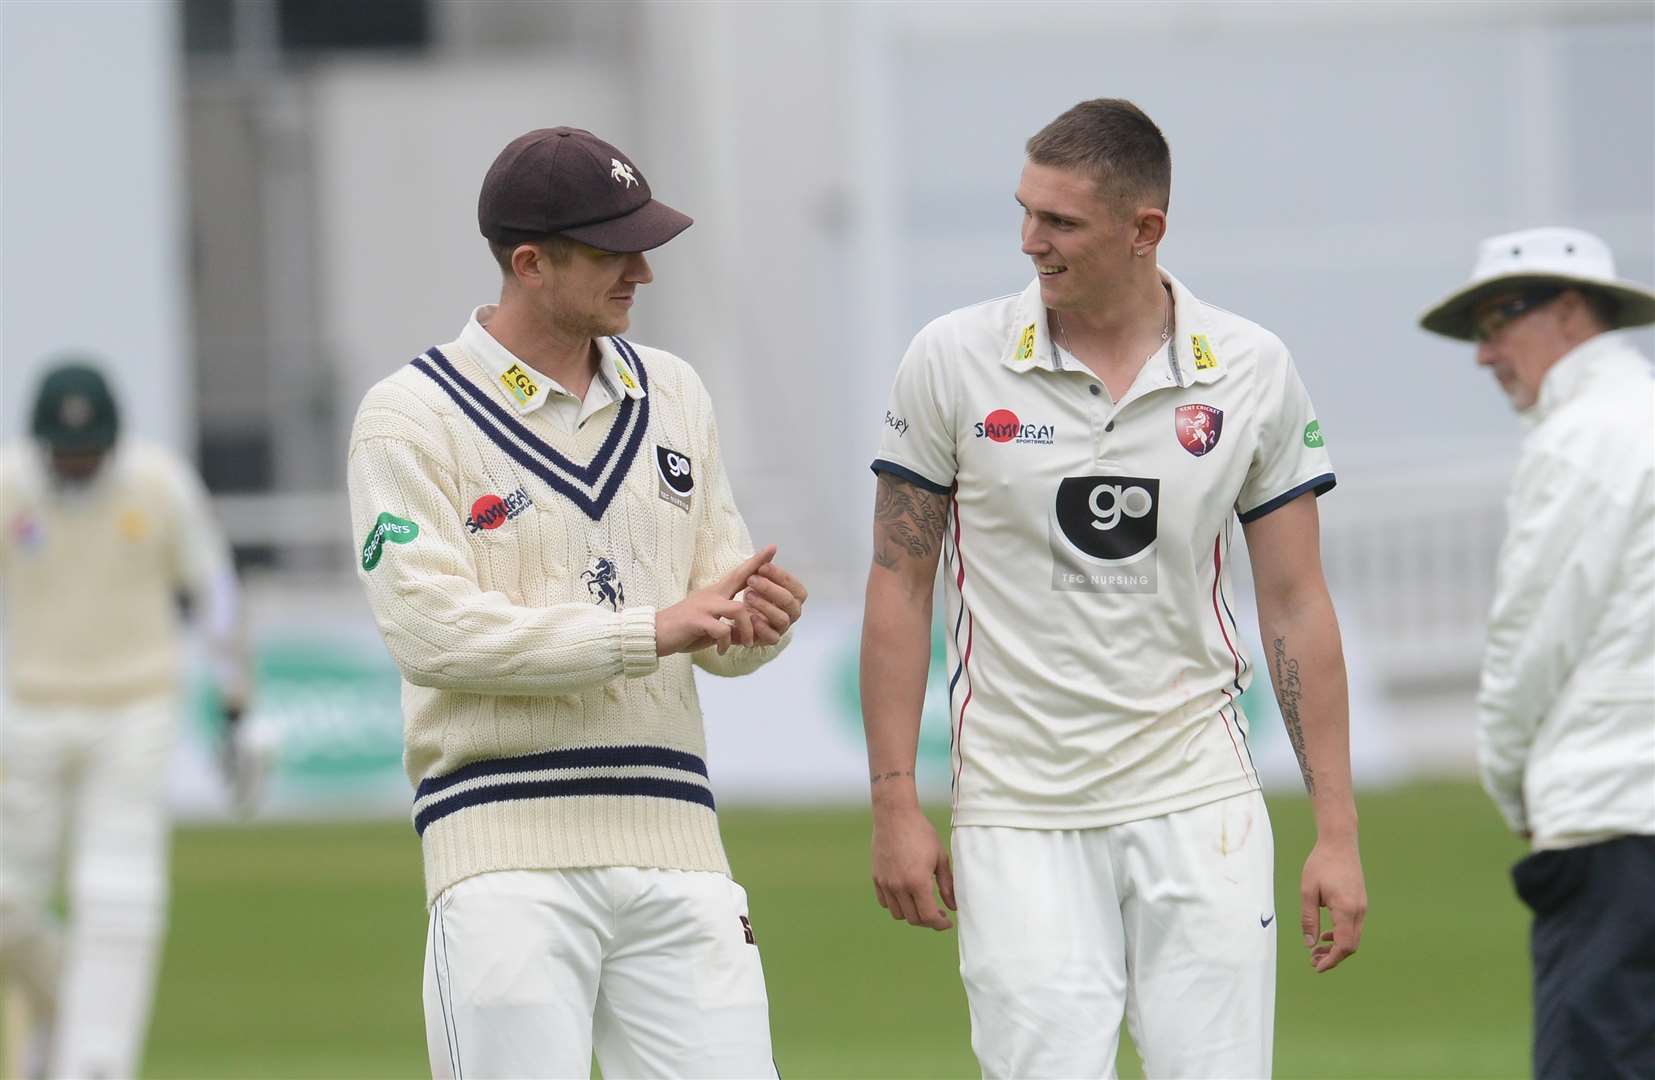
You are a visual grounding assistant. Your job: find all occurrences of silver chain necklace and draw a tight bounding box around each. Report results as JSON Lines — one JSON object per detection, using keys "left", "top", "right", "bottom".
{"left": 1054, "top": 286, "right": 1172, "bottom": 357}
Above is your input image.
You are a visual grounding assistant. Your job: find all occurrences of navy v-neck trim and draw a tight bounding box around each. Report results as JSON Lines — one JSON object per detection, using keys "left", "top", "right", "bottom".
{"left": 410, "top": 338, "right": 651, "bottom": 522}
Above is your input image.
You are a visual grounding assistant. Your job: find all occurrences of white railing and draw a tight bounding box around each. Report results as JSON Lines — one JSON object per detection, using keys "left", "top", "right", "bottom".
{"left": 1318, "top": 456, "right": 1510, "bottom": 685}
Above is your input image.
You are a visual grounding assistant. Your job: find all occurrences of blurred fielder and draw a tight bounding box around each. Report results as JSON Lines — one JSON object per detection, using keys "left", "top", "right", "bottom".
{"left": 347, "top": 127, "right": 806, "bottom": 1077}
{"left": 0, "top": 362, "right": 248, "bottom": 1078}
{"left": 861, "top": 99, "right": 1366, "bottom": 1078}
{"left": 1420, "top": 227, "right": 1655, "bottom": 1079}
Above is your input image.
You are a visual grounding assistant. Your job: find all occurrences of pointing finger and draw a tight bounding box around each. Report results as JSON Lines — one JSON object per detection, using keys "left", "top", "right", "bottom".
{"left": 716, "top": 546, "right": 777, "bottom": 598}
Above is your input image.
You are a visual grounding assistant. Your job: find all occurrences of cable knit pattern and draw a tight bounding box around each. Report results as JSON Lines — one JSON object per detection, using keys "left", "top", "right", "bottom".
{"left": 347, "top": 332, "right": 789, "bottom": 903}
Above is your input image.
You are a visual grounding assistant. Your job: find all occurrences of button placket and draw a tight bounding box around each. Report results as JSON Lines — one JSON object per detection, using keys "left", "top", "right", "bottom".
{"left": 1084, "top": 377, "right": 1112, "bottom": 458}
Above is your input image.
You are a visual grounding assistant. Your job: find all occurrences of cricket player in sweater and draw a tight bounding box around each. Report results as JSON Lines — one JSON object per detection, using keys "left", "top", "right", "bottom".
{"left": 0, "top": 361, "right": 248, "bottom": 1078}
{"left": 347, "top": 127, "right": 807, "bottom": 1078}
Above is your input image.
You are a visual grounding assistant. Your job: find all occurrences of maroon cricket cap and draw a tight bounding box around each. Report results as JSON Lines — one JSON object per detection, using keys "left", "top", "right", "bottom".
{"left": 478, "top": 127, "right": 692, "bottom": 253}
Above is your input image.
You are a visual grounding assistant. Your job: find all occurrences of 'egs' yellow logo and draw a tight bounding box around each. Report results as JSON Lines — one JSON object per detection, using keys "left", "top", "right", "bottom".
{"left": 501, "top": 364, "right": 539, "bottom": 405}
{"left": 1017, "top": 323, "right": 1037, "bottom": 361}
{"left": 1190, "top": 334, "right": 1218, "bottom": 371}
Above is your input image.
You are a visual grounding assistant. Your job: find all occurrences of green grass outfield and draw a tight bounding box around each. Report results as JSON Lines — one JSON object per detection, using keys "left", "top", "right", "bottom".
{"left": 127, "top": 781, "right": 1529, "bottom": 1077}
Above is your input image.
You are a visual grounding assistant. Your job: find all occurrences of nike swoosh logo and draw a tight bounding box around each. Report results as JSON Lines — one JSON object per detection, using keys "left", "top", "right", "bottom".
{"left": 1260, "top": 914, "right": 1275, "bottom": 928}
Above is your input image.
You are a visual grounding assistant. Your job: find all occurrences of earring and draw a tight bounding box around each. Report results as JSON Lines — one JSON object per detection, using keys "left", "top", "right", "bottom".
{"left": 1135, "top": 248, "right": 1147, "bottom": 257}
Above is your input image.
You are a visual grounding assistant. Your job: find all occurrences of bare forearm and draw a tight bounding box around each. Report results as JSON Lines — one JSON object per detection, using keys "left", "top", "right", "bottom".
{"left": 861, "top": 570, "right": 932, "bottom": 811}
{"left": 862, "top": 472, "right": 949, "bottom": 813}
{"left": 1261, "top": 590, "right": 1357, "bottom": 839}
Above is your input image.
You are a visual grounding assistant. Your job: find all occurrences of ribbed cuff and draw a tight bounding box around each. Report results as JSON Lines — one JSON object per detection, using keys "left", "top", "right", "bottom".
{"left": 620, "top": 605, "right": 659, "bottom": 678}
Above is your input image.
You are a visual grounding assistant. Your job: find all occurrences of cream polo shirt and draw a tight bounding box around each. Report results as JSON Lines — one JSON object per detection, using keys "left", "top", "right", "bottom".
{"left": 873, "top": 271, "right": 1334, "bottom": 828}
{"left": 460, "top": 305, "right": 625, "bottom": 433}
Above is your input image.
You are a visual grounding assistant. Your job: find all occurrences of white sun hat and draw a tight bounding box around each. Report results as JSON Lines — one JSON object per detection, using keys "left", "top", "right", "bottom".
{"left": 1419, "top": 226, "right": 1655, "bottom": 341}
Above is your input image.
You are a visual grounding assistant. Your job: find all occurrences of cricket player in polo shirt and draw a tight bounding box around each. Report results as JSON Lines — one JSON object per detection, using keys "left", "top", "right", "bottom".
{"left": 861, "top": 99, "right": 1367, "bottom": 1078}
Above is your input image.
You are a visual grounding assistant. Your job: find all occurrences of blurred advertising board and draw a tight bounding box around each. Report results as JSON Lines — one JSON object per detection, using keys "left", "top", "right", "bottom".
{"left": 172, "top": 600, "right": 1404, "bottom": 823}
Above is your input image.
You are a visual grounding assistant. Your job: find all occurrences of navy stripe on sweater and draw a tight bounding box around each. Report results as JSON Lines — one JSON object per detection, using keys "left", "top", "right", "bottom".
{"left": 409, "top": 339, "right": 651, "bottom": 522}
{"left": 411, "top": 743, "right": 716, "bottom": 836}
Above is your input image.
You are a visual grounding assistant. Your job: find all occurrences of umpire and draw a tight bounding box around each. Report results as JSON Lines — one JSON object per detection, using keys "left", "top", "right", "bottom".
{"left": 1421, "top": 226, "right": 1655, "bottom": 1079}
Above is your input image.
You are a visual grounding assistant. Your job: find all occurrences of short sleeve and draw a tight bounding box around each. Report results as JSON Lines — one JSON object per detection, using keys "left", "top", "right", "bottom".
{"left": 1236, "top": 341, "right": 1335, "bottom": 523}
{"left": 871, "top": 319, "right": 956, "bottom": 495}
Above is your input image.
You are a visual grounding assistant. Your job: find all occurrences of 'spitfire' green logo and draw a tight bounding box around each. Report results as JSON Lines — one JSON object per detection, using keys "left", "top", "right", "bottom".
{"left": 1303, "top": 420, "right": 1324, "bottom": 448}
{"left": 361, "top": 512, "right": 419, "bottom": 571}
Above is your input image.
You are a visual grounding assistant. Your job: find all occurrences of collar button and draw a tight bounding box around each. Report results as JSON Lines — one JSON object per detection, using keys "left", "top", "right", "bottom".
{"left": 1089, "top": 384, "right": 1102, "bottom": 397}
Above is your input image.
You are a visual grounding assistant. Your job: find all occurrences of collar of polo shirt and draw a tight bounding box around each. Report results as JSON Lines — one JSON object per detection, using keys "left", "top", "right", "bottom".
{"left": 460, "top": 304, "right": 648, "bottom": 414}
{"left": 1001, "top": 271, "right": 1230, "bottom": 389}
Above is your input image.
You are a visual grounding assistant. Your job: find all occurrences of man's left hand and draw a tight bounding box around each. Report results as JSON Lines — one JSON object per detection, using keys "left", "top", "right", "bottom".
{"left": 1301, "top": 838, "right": 1366, "bottom": 973}
{"left": 220, "top": 696, "right": 277, "bottom": 816}
{"left": 741, "top": 562, "right": 807, "bottom": 646}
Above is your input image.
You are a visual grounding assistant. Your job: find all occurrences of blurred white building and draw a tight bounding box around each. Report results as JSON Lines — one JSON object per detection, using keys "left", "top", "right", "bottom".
{"left": 5, "top": 0, "right": 1652, "bottom": 813}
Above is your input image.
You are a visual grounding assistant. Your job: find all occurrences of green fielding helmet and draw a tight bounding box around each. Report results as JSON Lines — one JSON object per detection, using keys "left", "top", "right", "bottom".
{"left": 30, "top": 360, "right": 120, "bottom": 453}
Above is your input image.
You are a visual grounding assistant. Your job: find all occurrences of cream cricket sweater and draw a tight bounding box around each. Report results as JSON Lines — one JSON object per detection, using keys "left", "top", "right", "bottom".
{"left": 0, "top": 441, "right": 235, "bottom": 705}
{"left": 347, "top": 318, "right": 789, "bottom": 903}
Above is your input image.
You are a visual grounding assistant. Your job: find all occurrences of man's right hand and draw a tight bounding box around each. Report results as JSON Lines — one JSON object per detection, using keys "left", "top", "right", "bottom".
{"left": 871, "top": 798, "right": 956, "bottom": 931}
{"left": 656, "top": 546, "right": 776, "bottom": 657}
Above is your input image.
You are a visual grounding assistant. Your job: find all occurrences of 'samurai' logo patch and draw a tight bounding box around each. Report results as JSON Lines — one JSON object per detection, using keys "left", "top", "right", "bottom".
{"left": 466, "top": 488, "right": 532, "bottom": 533}
{"left": 975, "top": 408, "right": 1055, "bottom": 445}
{"left": 1175, "top": 404, "right": 1224, "bottom": 457}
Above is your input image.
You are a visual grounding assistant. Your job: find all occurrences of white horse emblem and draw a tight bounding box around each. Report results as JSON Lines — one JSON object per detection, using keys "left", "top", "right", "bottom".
{"left": 610, "top": 158, "right": 639, "bottom": 188}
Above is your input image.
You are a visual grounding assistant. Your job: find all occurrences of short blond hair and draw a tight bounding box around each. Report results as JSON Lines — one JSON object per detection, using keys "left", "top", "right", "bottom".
{"left": 1027, "top": 99, "right": 1171, "bottom": 213}
{"left": 488, "top": 234, "right": 578, "bottom": 275}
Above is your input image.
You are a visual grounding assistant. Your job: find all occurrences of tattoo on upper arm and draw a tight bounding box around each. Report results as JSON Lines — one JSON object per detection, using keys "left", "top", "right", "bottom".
{"left": 1273, "top": 636, "right": 1315, "bottom": 795}
{"left": 872, "top": 473, "right": 949, "bottom": 571}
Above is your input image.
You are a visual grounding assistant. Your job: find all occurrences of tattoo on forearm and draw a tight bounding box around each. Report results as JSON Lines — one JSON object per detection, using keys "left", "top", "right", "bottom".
{"left": 869, "top": 769, "right": 915, "bottom": 786}
{"left": 1273, "top": 636, "right": 1315, "bottom": 795}
{"left": 872, "top": 474, "right": 948, "bottom": 571}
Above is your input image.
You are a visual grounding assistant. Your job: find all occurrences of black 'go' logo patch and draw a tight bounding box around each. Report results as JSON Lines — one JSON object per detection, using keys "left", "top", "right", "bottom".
{"left": 656, "top": 445, "right": 693, "bottom": 511}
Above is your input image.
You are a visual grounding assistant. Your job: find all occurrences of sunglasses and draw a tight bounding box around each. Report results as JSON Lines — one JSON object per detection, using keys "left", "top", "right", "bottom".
{"left": 1471, "top": 288, "right": 1563, "bottom": 343}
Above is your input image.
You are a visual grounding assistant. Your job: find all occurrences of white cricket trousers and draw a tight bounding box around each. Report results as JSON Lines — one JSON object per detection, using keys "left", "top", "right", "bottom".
{"left": 0, "top": 695, "right": 176, "bottom": 1079}
{"left": 954, "top": 790, "right": 1277, "bottom": 1079}
{"left": 424, "top": 866, "right": 777, "bottom": 1079}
